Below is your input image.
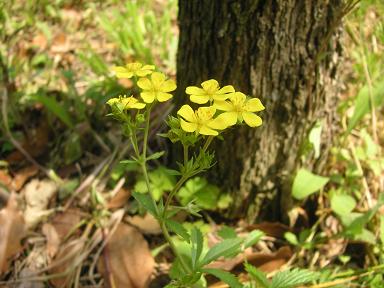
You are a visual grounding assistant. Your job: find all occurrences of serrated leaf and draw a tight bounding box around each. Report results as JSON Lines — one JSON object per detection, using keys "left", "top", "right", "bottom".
{"left": 330, "top": 193, "right": 356, "bottom": 216}
{"left": 132, "top": 192, "right": 157, "bottom": 217}
{"left": 292, "top": 169, "right": 329, "bottom": 200}
{"left": 244, "top": 230, "right": 264, "bottom": 249}
{"left": 244, "top": 263, "right": 270, "bottom": 288}
{"left": 201, "top": 238, "right": 243, "bottom": 266}
{"left": 202, "top": 268, "right": 242, "bottom": 288}
{"left": 191, "top": 227, "right": 204, "bottom": 269}
{"left": 146, "top": 151, "right": 165, "bottom": 161}
{"left": 270, "top": 268, "right": 319, "bottom": 288}
{"left": 165, "top": 219, "right": 190, "bottom": 242}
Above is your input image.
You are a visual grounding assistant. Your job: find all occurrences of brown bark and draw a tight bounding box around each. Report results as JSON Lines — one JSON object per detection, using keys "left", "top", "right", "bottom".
{"left": 176, "top": 0, "right": 344, "bottom": 222}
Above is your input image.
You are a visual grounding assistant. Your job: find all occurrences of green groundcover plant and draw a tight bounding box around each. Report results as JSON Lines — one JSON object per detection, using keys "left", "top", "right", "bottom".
{"left": 107, "top": 62, "right": 267, "bottom": 287}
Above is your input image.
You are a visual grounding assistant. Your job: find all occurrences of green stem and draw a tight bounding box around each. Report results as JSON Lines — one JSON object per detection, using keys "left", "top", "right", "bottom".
{"left": 163, "top": 175, "right": 188, "bottom": 215}
{"left": 202, "top": 136, "right": 214, "bottom": 152}
{"left": 183, "top": 144, "right": 189, "bottom": 167}
{"left": 136, "top": 105, "right": 190, "bottom": 274}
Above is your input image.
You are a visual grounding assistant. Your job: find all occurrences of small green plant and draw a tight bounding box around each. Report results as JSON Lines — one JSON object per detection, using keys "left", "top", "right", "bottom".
{"left": 107, "top": 62, "right": 265, "bottom": 287}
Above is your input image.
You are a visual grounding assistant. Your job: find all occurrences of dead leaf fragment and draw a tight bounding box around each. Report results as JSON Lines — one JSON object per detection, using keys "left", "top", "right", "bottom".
{"left": 107, "top": 188, "right": 131, "bottom": 209}
{"left": 12, "top": 166, "right": 39, "bottom": 191}
{"left": 50, "top": 208, "right": 83, "bottom": 240}
{"left": 98, "top": 223, "right": 155, "bottom": 288}
{"left": 23, "top": 179, "right": 57, "bottom": 228}
{"left": 126, "top": 213, "right": 161, "bottom": 235}
{"left": 42, "top": 223, "right": 61, "bottom": 259}
{"left": 0, "top": 193, "right": 26, "bottom": 274}
{"left": 49, "top": 239, "right": 86, "bottom": 288}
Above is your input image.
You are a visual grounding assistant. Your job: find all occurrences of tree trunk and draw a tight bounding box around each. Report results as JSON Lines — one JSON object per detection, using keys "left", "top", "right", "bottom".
{"left": 176, "top": 0, "right": 344, "bottom": 222}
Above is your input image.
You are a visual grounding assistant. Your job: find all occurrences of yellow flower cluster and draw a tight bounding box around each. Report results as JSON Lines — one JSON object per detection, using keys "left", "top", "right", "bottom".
{"left": 178, "top": 79, "right": 265, "bottom": 136}
{"left": 108, "top": 62, "right": 177, "bottom": 108}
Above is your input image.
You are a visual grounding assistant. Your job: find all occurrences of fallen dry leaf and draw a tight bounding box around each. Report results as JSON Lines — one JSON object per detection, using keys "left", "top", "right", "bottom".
{"left": 42, "top": 223, "right": 61, "bottom": 259}
{"left": 50, "top": 208, "right": 83, "bottom": 240}
{"left": 126, "top": 213, "right": 161, "bottom": 235}
{"left": 23, "top": 179, "right": 57, "bottom": 229}
{"left": 107, "top": 188, "right": 131, "bottom": 209}
{"left": 0, "top": 193, "right": 26, "bottom": 274}
{"left": 0, "top": 170, "right": 12, "bottom": 191}
{"left": 49, "top": 239, "right": 86, "bottom": 288}
{"left": 246, "top": 222, "right": 291, "bottom": 239}
{"left": 247, "top": 246, "right": 293, "bottom": 273}
{"left": 98, "top": 223, "right": 155, "bottom": 288}
{"left": 12, "top": 166, "right": 39, "bottom": 191}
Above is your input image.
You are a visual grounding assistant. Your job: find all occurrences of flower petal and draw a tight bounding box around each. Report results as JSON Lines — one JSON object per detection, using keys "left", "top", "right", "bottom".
{"left": 214, "top": 100, "right": 233, "bottom": 111}
{"left": 157, "top": 92, "right": 173, "bottom": 102}
{"left": 131, "top": 103, "right": 146, "bottom": 109}
{"left": 177, "top": 105, "right": 196, "bottom": 122}
{"left": 112, "top": 66, "right": 133, "bottom": 78}
{"left": 246, "top": 98, "right": 265, "bottom": 112}
{"left": 142, "top": 65, "right": 155, "bottom": 70}
{"left": 141, "top": 92, "right": 155, "bottom": 103}
{"left": 151, "top": 72, "right": 166, "bottom": 85}
{"left": 180, "top": 119, "right": 198, "bottom": 133}
{"left": 136, "top": 69, "right": 153, "bottom": 77}
{"left": 190, "top": 94, "right": 209, "bottom": 104}
{"left": 161, "top": 79, "right": 177, "bottom": 92}
{"left": 229, "top": 92, "right": 246, "bottom": 103}
{"left": 242, "top": 112, "right": 262, "bottom": 127}
{"left": 208, "top": 114, "right": 230, "bottom": 130}
{"left": 198, "top": 125, "right": 219, "bottom": 136}
{"left": 137, "top": 78, "right": 152, "bottom": 90}
{"left": 197, "top": 106, "right": 216, "bottom": 121}
{"left": 185, "top": 86, "right": 206, "bottom": 95}
{"left": 212, "top": 93, "right": 230, "bottom": 101}
{"left": 217, "top": 85, "right": 235, "bottom": 94}
{"left": 217, "top": 112, "right": 238, "bottom": 126}
{"left": 201, "top": 79, "right": 219, "bottom": 91}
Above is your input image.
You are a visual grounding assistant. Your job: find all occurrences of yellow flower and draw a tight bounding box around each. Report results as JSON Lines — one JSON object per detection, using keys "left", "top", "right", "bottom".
{"left": 137, "top": 72, "right": 176, "bottom": 103}
{"left": 186, "top": 79, "right": 235, "bottom": 104}
{"left": 112, "top": 63, "right": 155, "bottom": 78}
{"left": 177, "top": 105, "right": 227, "bottom": 136}
{"left": 214, "top": 92, "right": 265, "bottom": 127}
{"left": 107, "top": 95, "right": 146, "bottom": 110}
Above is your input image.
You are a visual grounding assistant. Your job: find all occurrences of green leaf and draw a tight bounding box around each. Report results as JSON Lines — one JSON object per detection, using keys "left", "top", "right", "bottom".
{"left": 203, "top": 268, "right": 242, "bottom": 288}
{"left": 201, "top": 238, "right": 243, "bottom": 266}
{"left": 330, "top": 193, "right": 356, "bottom": 216}
{"left": 347, "top": 80, "right": 384, "bottom": 133}
{"left": 178, "top": 177, "right": 221, "bottom": 210}
{"left": 244, "top": 230, "right": 264, "bottom": 249}
{"left": 217, "top": 226, "right": 237, "bottom": 239}
{"left": 270, "top": 268, "right": 319, "bottom": 288}
{"left": 292, "top": 169, "right": 329, "bottom": 200}
{"left": 165, "top": 219, "right": 190, "bottom": 242}
{"left": 146, "top": 151, "right": 165, "bottom": 161}
{"left": 380, "top": 215, "right": 384, "bottom": 246}
{"left": 244, "top": 263, "right": 270, "bottom": 288}
{"left": 132, "top": 192, "right": 157, "bottom": 217}
{"left": 32, "top": 94, "right": 74, "bottom": 128}
{"left": 284, "top": 232, "right": 299, "bottom": 246}
{"left": 191, "top": 227, "right": 204, "bottom": 269}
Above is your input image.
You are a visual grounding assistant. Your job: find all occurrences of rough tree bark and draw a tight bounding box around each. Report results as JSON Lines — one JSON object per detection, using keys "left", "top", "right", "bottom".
{"left": 176, "top": 0, "right": 347, "bottom": 222}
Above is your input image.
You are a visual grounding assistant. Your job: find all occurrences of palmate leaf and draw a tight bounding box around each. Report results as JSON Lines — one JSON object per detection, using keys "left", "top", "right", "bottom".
{"left": 165, "top": 219, "right": 190, "bottom": 242}
{"left": 203, "top": 268, "right": 242, "bottom": 288}
{"left": 245, "top": 263, "right": 270, "bottom": 288}
{"left": 191, "top": 227, "right": 204, "bottom": 269}
{"left": 270, "top": 268, "right": 319, "bottom": 288}
{"left": 200, "top": 238, "right": 243, "bottom": 266}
